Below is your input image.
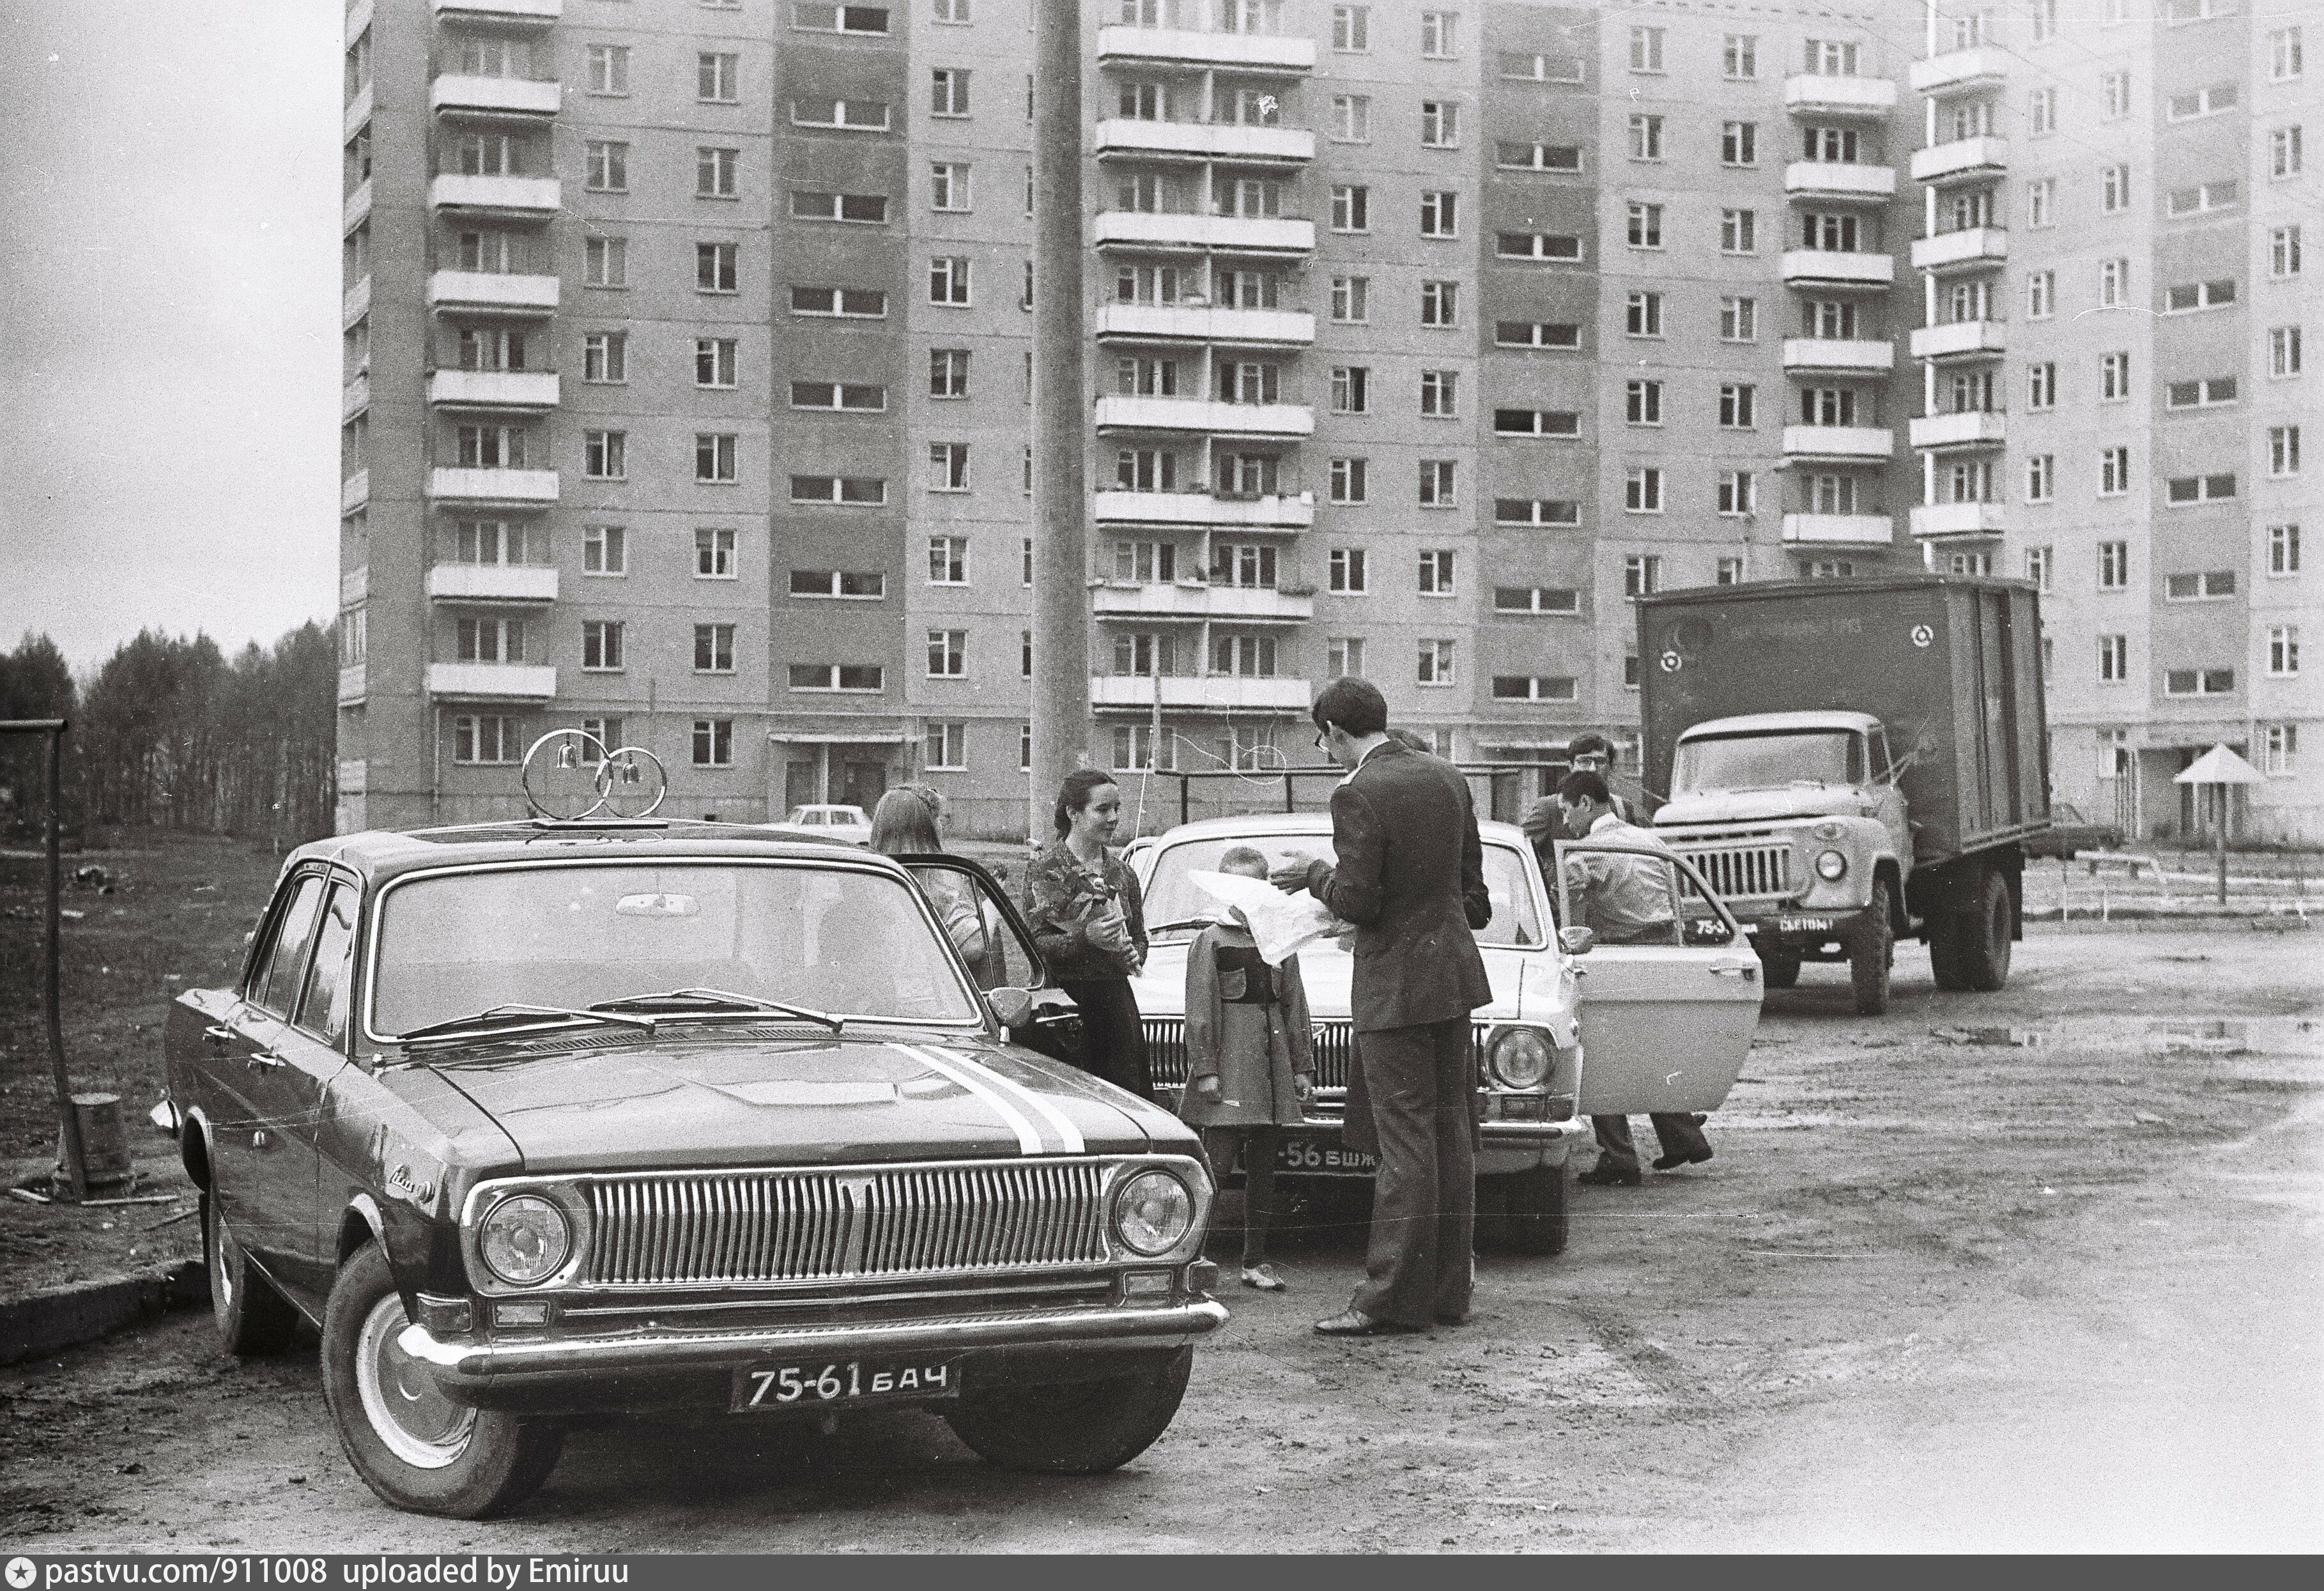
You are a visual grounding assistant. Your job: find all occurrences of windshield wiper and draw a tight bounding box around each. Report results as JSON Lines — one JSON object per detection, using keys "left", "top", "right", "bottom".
{"left": 394, "top": 1004, "right": 658, "bottom": 1045}
{"left": 590, "top": 987, "right": 844, "bottom": 1034}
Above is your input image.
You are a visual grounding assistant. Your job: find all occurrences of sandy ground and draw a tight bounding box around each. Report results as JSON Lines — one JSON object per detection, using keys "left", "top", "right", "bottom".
{"left": 3, "top": 926, "right": 2318, "bottom": 1553}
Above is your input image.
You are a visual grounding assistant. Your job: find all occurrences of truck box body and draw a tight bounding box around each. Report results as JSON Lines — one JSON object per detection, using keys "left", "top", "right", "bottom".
{"left": 1635, "top": 576, "right": 2049, "bottom": 867}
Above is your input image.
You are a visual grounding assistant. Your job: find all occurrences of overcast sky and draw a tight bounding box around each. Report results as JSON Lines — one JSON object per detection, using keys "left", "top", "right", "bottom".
{"left": 0, "top": 1, "right": 339, "bottom": 672}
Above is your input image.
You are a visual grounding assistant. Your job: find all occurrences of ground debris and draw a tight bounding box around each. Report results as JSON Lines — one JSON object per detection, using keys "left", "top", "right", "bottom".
{"left": 1930, "top": 1026, "right": 2045, "bottom": 1047}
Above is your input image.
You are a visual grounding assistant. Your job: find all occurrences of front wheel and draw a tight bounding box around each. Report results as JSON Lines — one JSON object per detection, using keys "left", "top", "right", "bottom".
{"left": 1849, "top": 879, "right": 1895, "bottom": 1017}
{"left": 205, "top": 1191, "right": 298, "bottom": 1356}
{"left": 320, "top": 1243, "right": 564, "bottom": 1519}
{"left": 944, "top": 1346, "right": 1193, "bottom": 1473}
{"left": 1501, "top": 1162, "right": 1571, "bottom": 1256}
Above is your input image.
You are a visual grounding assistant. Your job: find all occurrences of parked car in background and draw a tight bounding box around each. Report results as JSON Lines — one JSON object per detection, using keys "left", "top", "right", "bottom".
{"left": 764, "top": 804, "right": 873, "bottom": 845}
{"left": 2024, "top": 801, "right": 2125, "bottom": 861}
{"left": 154, "top": 821, "right": 1222, "bottom": 1519}
{"left": 1123, "top": 814, "right": 1763, "bottom": 1256}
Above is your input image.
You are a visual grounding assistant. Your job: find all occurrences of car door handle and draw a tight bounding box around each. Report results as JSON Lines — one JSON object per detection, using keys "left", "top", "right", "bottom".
{"left": 203, "top": 1024, "right": 236, "bottom": 1046}
{"left": 1711, "top": 964, "right": 1757, "bottom": 980}
{"left": 245, "top": 1051, "right": 287, "bottom": 1070}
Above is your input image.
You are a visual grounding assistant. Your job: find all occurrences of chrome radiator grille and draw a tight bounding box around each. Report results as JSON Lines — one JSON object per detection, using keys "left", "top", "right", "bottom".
{"left": 1677, "top": 842, "right": 1792, "bottom": 901}
{"left": 580, "top": 1162, "right": 1110, "bottom": 1286}
{"left": 1145, "top": 1019, "right": 1484, "bottom": 1093}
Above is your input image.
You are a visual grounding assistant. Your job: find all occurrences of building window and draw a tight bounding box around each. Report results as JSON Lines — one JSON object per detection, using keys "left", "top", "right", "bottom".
{"left": 1625, "top": 380, "right": 1663, "bottom": 426}
{"left": 699, "top": 51, "right": 739, "bottom": 103}
{"left": 792, "top": 4, "right": 890, "bottom": 35}
{"left": 923, "top": 722, "right": 967, "bottom": 772}
{"left": 2166, "top": 570, "right": 2239, "bottom": 602}
{"left": 1720, "top": 209, "right": 1757, "bottom": 254}
{"left": 1495, "top": 232, "right": 1583, "bottom": 263}
{"left": 931, "top": 67, "right": 970, "bottom": 117}
{"left": 925, "top": 629, "right": 967, "bottom": 679}
{"left": 578, "top": 718, "right": 623, "bottom": 760}
{"left": 1418, "top": 550, "right": 1455, "bottom": 597}
{"left": 1629, "top": 25, "right": 1664, "bottom": 72}
{"left": 695, "top": 433, "right": 738, "bottom": 483}
{"left": 1720, "top": 296, "right": 1758, "bottom": 342}
{"left": 2164, "top": 181, "right": 2239, "bottom": 217}
{"left": 585, "top": 236, "right": 627, "bottom": 289}
{"left": 790, "top": 663, "right": 884, "bottom": 693}
{"left": 790, "top": 380, "right": 886, "bottom": 413}
{"left": 2098, "top": 635, "right": 2130, "bottom": 683}
{"left": 2162, "top": 669, "right": 2236, "bottom": 698}
{"left": 1329, "top": 94, "right": 1371, "bottom": 142}
{"left": 1328, "top": 547, "right": 1367, "bottom": 594}
{"left": 1417, "top": 640, "right": 1456, "bottom": 688}
{"left": 2268, "top": 523, "right": 2302, "bottom": 576}
{"left": 2027, "top": 363, "right": 2056, "bottom": 411}
{"left": 1718, "top": 383, "right": 1755, "bottom": 429}
{"left": 583, "top": 430, "right": 626, "bottom": 480}
{"left": 2263, "top": 725, "right": 2299, "bottom": 776}
{"left": 2164, "top": 376, "right": 2238, "bottom": 410}
{"left": 692, "top": 624, "right": 735, "bottom": 674}
{"left": 691, "top": 719, "right": 733, "bottom": 767}
{"left": 1332, "top": 5, "right": 1369, "bottom": 52}
{"left": 1809, "top": 474, "right": 1859, "bottom": 514}
{"left": 1329, "top": 457, "right": 1368, "bottom": 504}
{"left": 2100, "top": 352, "right": 2130, "bottom": 401}
{"left": 581, "top": 619, "right": 624, "bottom": 672}
{"left": 2099, "top": 446, "right": 2132, "bottom": 496}
{"left": 789, "top": 569, "right": 885, "bottom": 600}
{"left": 2026, "top": 546, "right": 2052, "bottom": 592}
{"left": 2029, "top": 87, "right": 2057, "bottom": 135}
{"left": 929, "top": 348, "right": 971, "bottom": 399}
{"left": 2166, "top": 81, "right": 2238, "bottom": 121}
{"left": 1327, "top": 637, "right": 1366, "bottom": 677}
{"left": 792, "top": 191, "right": 889, "bottom": 224}
{"left": 2027, "top": 272, "right": 2054, "bottom": 319}
{"left": 2098, "top": 542, "right": 2130, "bottom": 588}
{"left": 1720, "top": 121, "right": 1758, "bottom": 167}
{"left": 2026, "top": 455, "right": 2054, "bottom": 503}
{"left": 1419, "top": 460, "right": 1457, "bottom": 507}
{"left": 1494, "top": 320, "right": 1580, "bottom": 350}
{"left": 1330, "top": 276, "right": 1369, "bottom": 323}
{"left": 930, "top": 162, "right": 972, "bottom": 212}
{"left": 452, "top": 715, "right": 519, "bottom": 765}
{"left": 789, "top": 475, "right": 888, "bottom": 505}
{"left": 1626, "top": 202, "right": 1663, "bottom": 249}
{"left": 1330, "top": 184, "right": 1369, "bottom": 233}
{"left": 587, "top": 45, "right": 631, "bottom": 96}
{"left": 1626, "top": 291, "right": 1663, "bottom": 337}
{"left": 2098, "top": 258, "right": 2129, "bottom": 308}
{"left": 1723, "top": 34, "right": 1758, "bottom": 79}
{"left": 2102, "top": 70, "right": 2130, "bottom": 121}
{"left": 696, "top": 147, "right": 739, "bottom": 199}
{"left": 582, "top": 525, "right": 625, "bottom": 576}
{"left": 927, "top": 535, "right": 969, "bottom": 586}
{"left": 2271, "top": 227, "right": 2303, "bottom": 278}
{"left": 2270, "top": 426, "right": 2303, "bottom": 477}
{"left": 585, "top": 141, "right": 629, "bottom": 193}
{"left": 2164, "top": 473, "right": 2238, "bottom": 504}
{"left": 1419, "top": 191, "right": 1458, "bottom": 238}
{"left": 1492, "top": 676, "right": 1577, "bottom": 703}
{"left": 2270, "top": 126, "right": 2304, "bottom": 180}
{"left": 695, "top": 528, "right": 737, "bottom": 578}
{"left": 1419, "top": 281, "right": 1458, "bottom": 327}
{"left": 2270, "top": 26, "right": 2304, "bottom": 80}
{"left": 1495, "top": 142, "right": 1581, "bottom": 173}
{"left": 1717, "top": 472, "right": 1754, "bottom": 516}
{"left": 929, "top": 256, "right": 971, "bottom": 305}
{"left": 1493, "top": 408, "right": 1580, "bottom": 438}
{"left": 1624, "top": 470, "right": 1664, "bottom": 514}
{"left": 1420, "top": 10, "right": 1457, "bottom": 58}
{"left": 1420, "top": 101, "right": 1459, "bottom": 148}
{"left": 1624, "top": 555, "right": 1661, "bottom": 597}
{"left": 455, "top": 615, "right": 526, "bottom": 665}
{"left": 1628, "top": 114, "right": 1664, "bottom": 161}
{"left": 684, "top": 336, "right": 737, "bottom": 389}
{"left": 1493, "top": 586, "right": 1581, "bottom": 615}
{"left": 582, "top": 331, "right": 626, "bottom": 384}
{"left": 1418, "top": 371, "right": 1459, "bottom": 419}
{"left": 2026, "top": 179, "right": 2054, "bottom": 229}
{"left": 2101, "top": 164, "right": 2130, "bottom": 214}
{"left": 1495, "top": 499, "right": 1580, "bottom": 528}
{"left": 697, "top": 241, "right": 739, "bottom": 293}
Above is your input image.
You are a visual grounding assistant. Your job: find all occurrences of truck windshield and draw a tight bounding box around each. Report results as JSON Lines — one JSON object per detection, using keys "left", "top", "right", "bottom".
{"left": 1674, "top": 731, "right": 1863, "bottom": 794}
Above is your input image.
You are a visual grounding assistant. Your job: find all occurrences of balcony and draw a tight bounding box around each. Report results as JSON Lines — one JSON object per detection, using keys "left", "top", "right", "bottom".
{"left": 427, "top": 270, "right": 560, "bottom": 314}
{"left": 340, "top": 565, "right": 368, "bottom": 607}
{"left": 1781, "top": 513, "right": 1896, "bottom": 548}
{"left": 1093, "top": 396, "right": 1314, "bottom": 438}
{"left": 1094, "top": 304, "right": 1314, "bottom": 346}
{"left": 1910, "top": 48, "right": 2006, "bottom": 95}
{"left": 1088, "top": 675, "right": 1313, "bottom": 712}
{"left": 1782, "top": 338, "right": 1895, "bottom": 374}
{"left": 429, "top": 174, "right": 560, "bottom": 218}
{"left": 1909, "top": 137, "right": 2007, "bottom": 185}
{"left": 338, "top": 665, "right": 367, "bottom": 706}
{"left": 430, "top": 75, "right": 563, "bottom": 119}
{"left": 1091, "top": 583, "right": 1314, "bottom": 622}
{"left": 1780, "top": 250, "right": 1895, "bottom": 289}
{"left": 344, "top": 179, "right": 373, "bottom": 233}
{"left": 432, "top": 0, "right": 561, "bottom": 20}
{"left": 1096, "top": 25, "right": 1315, "bottom": 73}
{"left": 427, "top": 370, "right": 560, "bottom": 410}
{"left": 342, "top": 373, "right": 370, "bottom": 422}
{"left": 341, "top": 470, "right": 370, "bottom": 512}
{"left": 1911, "top": 321, "right": 2006, "bottom": 360}
{"left": 1783, "top": 161, "right": 1898, "bottom": 201}
{"left": 1093, "top": 211, "right": 1314, "bottom": 255}
{"left": 1781, "top": 425, "right": 1895, "bottom": 461}
{"left": 1782, "top": 73, "right": 1897, "bottom": 116}
{"left": 1093, "top": 488, "right": 1314, "bottom": 529}
{"left": 427, "top": 662, "right": 557, "bottom": 701}
{"left": 1909, "top": 411, "right": 2006, "bottom": 449}
{"left": 344, "top": 81, "right": 373, "bottom": 143}
{"left": 1911, "top": 502, "right": 2007, "bottom": 539}
{"left": 429, "top": 466, "right": 559, "bottom": 505}
{"left": 1095, "top": 120, "right": 1314, "bottom": 163}
{"left": 1911, "top": 227, "right": 2008, "bottom": 272}
{"left": 427, "top": 564, "right": 559, "bottom": 603}
{"left": 342, "top": 274, "right": 371, "bottom": 329}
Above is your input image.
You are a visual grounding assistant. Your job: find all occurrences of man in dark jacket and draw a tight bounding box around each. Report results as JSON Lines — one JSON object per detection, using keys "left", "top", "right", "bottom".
{"left": 1273, "top": 678, "right": 1493, "bottom": 1335}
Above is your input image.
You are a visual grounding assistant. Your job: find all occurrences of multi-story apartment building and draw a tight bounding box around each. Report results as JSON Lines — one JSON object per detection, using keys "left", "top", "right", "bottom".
{"left": 335, "top": 0, "right": 2316, "bottom": 843}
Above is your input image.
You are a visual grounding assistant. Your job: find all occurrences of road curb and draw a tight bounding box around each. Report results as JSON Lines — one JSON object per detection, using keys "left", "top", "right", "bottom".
{"left": 0, "top": 1260, "right": 209, "bottom": 1366}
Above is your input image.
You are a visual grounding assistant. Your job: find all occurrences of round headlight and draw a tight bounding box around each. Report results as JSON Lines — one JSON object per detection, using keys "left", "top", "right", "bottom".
{"left": 1111, "top": 1169, "right": 1194, "bottom": 1257}
{"left": 1489, "top": 1028, "right": 1554, "bottom": 1090}
{"left": 1815, "top": 849, "right": 1849, "bottom": 881}
{"left": 479, "top": 1194, "right": 571, "bottom": 1286}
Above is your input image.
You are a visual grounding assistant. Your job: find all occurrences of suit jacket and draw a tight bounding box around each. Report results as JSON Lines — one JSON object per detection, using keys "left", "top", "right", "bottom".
{"left": 1300, "top": 741, "right": 1493, "bottom": 1032}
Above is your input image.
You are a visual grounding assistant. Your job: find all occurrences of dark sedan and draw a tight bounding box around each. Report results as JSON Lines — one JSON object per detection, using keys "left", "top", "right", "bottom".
{"left": 2024, "top": 801, "right": 2125, "bottom": 861}
{"left": 156, "top": 820, "right": 1221, "bottom": 1518}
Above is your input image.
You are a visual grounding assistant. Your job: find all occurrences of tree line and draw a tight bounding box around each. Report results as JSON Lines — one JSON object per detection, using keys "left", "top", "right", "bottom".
{"left": 0, "top": 624, "right": 338, "bottom": 847}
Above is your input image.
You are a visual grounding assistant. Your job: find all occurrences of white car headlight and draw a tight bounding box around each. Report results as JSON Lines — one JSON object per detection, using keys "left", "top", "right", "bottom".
{"left": 1111, "top": 1169, "right": 1194, "bottom": 1257}
{"left": 1815, "top": 849, "right": 1848, "bottom": 881}
{"left": 479, "top": 1194, "right": 572, "bottom": 1286}
{"left": 1488, "top": 1027, "right": 1553, "bottom": 1090}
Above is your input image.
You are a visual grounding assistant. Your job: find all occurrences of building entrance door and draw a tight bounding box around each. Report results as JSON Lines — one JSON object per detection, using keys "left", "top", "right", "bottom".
{"left": 840, "top": 757, "right": 888, "bottom": 813}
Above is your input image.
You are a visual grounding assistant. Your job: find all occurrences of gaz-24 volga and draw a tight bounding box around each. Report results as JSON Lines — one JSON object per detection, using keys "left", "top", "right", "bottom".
{"left": 155, "top": 820, "right": 1222, "bottom": 1519}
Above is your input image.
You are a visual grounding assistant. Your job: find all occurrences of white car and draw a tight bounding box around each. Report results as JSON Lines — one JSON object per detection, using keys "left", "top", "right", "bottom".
{"left": 764, "top": 803, "right": 873, "bottom": 846}
{"left": 1124, "top": 814, "right": 1764, "bottom": 1254}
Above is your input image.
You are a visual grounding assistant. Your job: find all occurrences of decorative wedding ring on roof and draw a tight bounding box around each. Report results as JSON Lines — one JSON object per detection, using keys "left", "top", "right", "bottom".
{"left": 521, "top": 729, "right": 668, "bottom": 820}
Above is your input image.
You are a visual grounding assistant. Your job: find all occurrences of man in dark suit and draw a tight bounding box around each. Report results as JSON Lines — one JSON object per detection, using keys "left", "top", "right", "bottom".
{"left": 1273, "top": 678, "right": 1493, "bottom": 1336}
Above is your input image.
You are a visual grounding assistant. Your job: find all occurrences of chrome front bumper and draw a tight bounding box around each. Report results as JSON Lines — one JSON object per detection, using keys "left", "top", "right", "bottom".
{"left": 397, "top": 1298, "right": 1229, "bottom": 1390}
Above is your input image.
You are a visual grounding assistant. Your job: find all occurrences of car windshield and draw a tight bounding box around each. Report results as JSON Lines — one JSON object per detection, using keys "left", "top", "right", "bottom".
{"left": 1137, "top": 835, "right": 1544, "bottom": 947}
{"left": 369, "top": 861, "right": 981, "bottom": 1038}
{"left": 1673, "top": 730, "right": 1862, "bottom": 794}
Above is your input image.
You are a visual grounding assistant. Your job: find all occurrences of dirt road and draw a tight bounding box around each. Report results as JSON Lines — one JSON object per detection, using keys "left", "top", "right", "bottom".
{"left": 4, "top": 927, "right": 2318, "bottom": 1553}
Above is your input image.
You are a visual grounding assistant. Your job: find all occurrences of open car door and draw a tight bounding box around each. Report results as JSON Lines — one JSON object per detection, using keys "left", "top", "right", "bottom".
{"left": 1554, "top": 840, "right": 1762, "bottom": 1115}
{"left": 893, "top": 855, "right": 1086, "bottom": 1068}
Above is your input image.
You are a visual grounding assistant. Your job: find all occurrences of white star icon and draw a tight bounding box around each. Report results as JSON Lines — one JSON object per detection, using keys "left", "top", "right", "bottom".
{"left": 7, "top": 1557, "right": 39, "bottom": 1590}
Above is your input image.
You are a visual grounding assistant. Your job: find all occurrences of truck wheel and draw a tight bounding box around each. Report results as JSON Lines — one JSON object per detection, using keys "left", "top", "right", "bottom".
{"left": 1474, "top": 1177, "right": 1512, "bottom": 1252}
{"left": 1849, "top": 880, "right": 1895, "bottom": 1016}
{"left": 319, "top": 1242, "right": 565, "bottom": 1519}
{"left": 1502, "top": 1162, "right": 1571, "bottom": 1256}
{"left": 1757, "top": 947, "right": 1803, "bottom": 989}
{"left": 204, "top": 1192, "right": 298, "bottom": 1356}
{"left": 944, "top": 1346, "right": 1193, "bottom": 1473}
{"left": 1951, "top": 868, "right": 2014, "bottom": 991}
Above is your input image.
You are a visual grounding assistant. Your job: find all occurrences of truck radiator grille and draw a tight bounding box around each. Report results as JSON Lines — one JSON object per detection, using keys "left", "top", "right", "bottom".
{"left": 1679, "top": 843, "right": 1792, "bottom": 900}
{"left": 580, "top": 1162, "right": 1111, "bottom": 1286}
{"left": 1144, "top": 1018, "right": 1484, "bottom": 1092}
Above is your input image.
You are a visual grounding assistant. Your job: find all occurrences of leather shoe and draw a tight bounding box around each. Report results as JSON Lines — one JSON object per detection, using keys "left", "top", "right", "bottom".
{"left": 1652, "top": 1148, "right": 1714, "bottom": 1171}
{"left": 1313, "top": 1309, "right": 1425, "bottom": 1337}
{"left": 1576, "top": 1162, "right": 1643, "bottom": 1187}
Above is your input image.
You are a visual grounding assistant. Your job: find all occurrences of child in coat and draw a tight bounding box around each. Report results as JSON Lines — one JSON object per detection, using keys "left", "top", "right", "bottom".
{"left": 1181, "top": 845, "right": 1316, "bottom": 1291}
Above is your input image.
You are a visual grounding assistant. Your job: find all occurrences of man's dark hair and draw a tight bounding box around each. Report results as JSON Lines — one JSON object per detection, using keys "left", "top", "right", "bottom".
{"left": 1387, "top": 728, "right": 1432, "bottom": 753}
{"left": 1567, "top": 732, "right": 1616, "bottom": 761}
{"left": 1557, "top": 769, "right": 1613, "bottom": 807}
{"left": 1311, "top": 676, "right": 1389, "bottom": 738}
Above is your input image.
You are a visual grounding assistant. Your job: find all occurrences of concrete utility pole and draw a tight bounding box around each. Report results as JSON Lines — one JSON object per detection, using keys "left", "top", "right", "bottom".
{"left": 1027, "top": 0, "right": 1093, "bottom": 840}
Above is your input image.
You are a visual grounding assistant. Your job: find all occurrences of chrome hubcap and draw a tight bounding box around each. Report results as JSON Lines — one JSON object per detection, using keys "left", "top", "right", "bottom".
{"left": 353, "top": 1291, "right": 474, "bottom": 1469}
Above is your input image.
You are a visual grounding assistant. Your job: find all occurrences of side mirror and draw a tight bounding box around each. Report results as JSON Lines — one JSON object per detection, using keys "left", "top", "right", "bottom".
{"left": 986, "top": 987, "right": 1034, "bottom": 1029}
{"left": 1558, "top": 926, "right": 1596, "bottom": 956}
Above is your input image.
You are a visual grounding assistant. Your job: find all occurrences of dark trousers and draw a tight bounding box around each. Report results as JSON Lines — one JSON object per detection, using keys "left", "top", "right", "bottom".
{"left": 1591, "top": 1112, "right": 1710, "bottom": 1174}
{"left": 1350, "top": 1017, "right": 1476, "bottom": 1327}
{"left": 1058, "top": 978, "right": 1153, "bottom": 1099}
{"left": 1201, "top": 1126, "right": 1280, "bottom": 1266}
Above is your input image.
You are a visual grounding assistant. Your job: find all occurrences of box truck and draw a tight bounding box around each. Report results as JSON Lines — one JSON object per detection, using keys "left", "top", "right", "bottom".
{"left": 1634, "top": 576, "right": 2050, "bottom": 1015}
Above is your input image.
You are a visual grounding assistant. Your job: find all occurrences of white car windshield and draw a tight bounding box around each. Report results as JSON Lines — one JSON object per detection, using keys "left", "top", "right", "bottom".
{"left": 1674, "top": 730, "right": 1863, "bottom": 794}
{"left": 1139, "top": 836, "right": 1545, "bottom": 947}
{"left": 369, "top": 861, "right": 981, "bottom": 1036}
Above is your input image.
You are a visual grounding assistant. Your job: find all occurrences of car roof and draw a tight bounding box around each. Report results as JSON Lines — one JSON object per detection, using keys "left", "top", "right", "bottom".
{"left": 1141, "top": 812, "right": 1534, "bottom": 848}
{"left": 1676, "top": 709, "right": 1883, "bottom": 738}
{"left": 280, "top": 820, "right": 886, "bottom": 890}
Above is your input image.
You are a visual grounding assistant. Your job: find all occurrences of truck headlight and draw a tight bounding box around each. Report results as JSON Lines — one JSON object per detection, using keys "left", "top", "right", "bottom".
{"left": 1488, "top": 1028, "right": 1553, "bottom": 1090}
{"left": 479, "top": 1194, "right": 571, "bottom": 1286}
{"left": 1112, "top": 1169, "right": 1194, "bottom": 1257}
{"left": 1815, "top": 850, "right": 1848, "bottom": 881}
